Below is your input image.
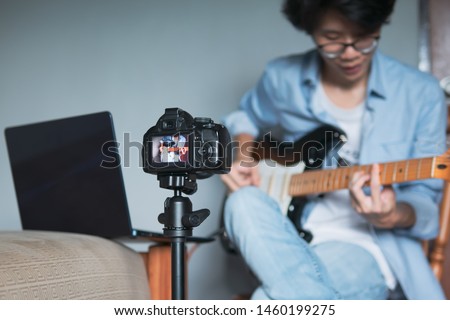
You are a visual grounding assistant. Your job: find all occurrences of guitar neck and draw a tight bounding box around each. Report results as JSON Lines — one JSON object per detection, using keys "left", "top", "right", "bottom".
{"left": 166, "top": 147, "right": 188, "bottom": 152}
{"left": 289, "top": 157, "right": 436, "bottom": 197}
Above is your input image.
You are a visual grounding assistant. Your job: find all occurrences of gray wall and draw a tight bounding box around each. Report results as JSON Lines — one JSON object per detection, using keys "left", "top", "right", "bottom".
{"left": 0, "top": 0, "right": 418, "bottom": 299}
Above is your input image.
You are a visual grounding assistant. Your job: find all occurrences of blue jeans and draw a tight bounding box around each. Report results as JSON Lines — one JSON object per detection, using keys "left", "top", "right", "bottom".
{"left": 224, "top": 186, "right": 389, "bottom": 300}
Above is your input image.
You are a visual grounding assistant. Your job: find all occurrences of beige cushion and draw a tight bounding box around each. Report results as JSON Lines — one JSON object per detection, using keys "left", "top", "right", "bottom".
{"left": 0, "top": 231, "right": 150, "bottom": 299}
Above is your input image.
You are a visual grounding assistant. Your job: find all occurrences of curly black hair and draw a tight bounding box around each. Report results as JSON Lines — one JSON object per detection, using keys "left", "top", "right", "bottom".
{"left": 282, "top": 0, "right": 396, "bottom": 34}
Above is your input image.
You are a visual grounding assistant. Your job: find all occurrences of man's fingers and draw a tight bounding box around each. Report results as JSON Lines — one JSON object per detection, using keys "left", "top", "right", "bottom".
{"left": 380, "top": 185, "right": 395, "bottom": 212}
{"left": 349, "top": 171, "right": 371, "bottom": 211}
{"left": 351, "top": 199, "right": 363, "bottom": 213}
{"left": 370, "top": 164, "right": 382, "bottom": 212}
{"left": 220, "top": 174, "right": 240, "bottom": 192}
{"left": 251, "top": 166, "right": 261, "bottom": 186}
{"left": 220, "top": 160, "right": 261, "bottom": 192}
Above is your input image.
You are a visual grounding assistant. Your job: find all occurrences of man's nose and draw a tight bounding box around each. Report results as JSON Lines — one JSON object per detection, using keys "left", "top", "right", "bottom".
{"left": 340, "top": 44, "right": 360, "bottom": 60}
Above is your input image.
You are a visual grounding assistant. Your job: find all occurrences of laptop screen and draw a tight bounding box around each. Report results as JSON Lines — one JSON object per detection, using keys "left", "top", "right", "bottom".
{"left": 4, "top": 111, "right": 133, "bottom": 238}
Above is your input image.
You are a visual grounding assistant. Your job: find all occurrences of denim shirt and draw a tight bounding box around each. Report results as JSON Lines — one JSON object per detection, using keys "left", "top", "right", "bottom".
{"left": 223, "top": 49, "right": 447, "bottom": 299}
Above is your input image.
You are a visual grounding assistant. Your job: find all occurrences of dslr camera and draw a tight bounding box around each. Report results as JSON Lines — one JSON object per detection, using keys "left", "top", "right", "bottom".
{"left": 143, "top": 108, "right": 231, "bottom": 176}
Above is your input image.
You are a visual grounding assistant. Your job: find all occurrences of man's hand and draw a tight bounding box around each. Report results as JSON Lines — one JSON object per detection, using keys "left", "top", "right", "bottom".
{"left": 349, "top": 163, "right": 416, "bottom": 229}
{"left": 220, "top": 133, "right": 260, "bottom": 192}
{"left": 221, "top": 160, "right": 260, "bottom": 192}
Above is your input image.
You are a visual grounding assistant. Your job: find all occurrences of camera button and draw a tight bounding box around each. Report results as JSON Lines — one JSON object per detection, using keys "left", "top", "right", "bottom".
{"left": 194, "top": 117, "right": 212, "bottom": 124}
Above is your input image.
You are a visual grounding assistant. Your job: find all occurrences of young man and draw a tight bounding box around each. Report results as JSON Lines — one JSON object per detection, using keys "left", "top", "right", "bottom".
{"left": 221, "top": 0, "right": 447, "bottom": 299}
{"left": 159, "top": 133, "right": 187, "bottom": 162}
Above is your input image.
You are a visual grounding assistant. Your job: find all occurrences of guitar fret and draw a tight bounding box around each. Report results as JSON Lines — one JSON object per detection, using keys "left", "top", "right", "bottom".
{"left": 316, "top": 171, "right": 321, "bottom": 193}
{"left": 382, "top": 163, "right": 387, "bottom": 184}
{"left": 389, "top": 162, "right": 395, "bottom": 184}
{"left": 335, "top": 168, "right": 341, "bottom": 190}
{"left": 383, "top": 163, "right": 389, "bottom": 184}
{"left": 408, "top": 159, "right": 418, "bottom": 181}
{"left": 330, "top": 170, "right": 336, "bottom": 191}
{"left": 405, "top": 160, "right": 409, "bottom": 181}
{"left": 320, "top": 172, "right": 325, "bottom": 192}
{"left": 421, "top": 159, "right": 433, "bottom": 180}
{"left": 341, "top": 168, "right": 348, "bottom": 188}
{"left": 349, "top": 167, "right": 354, "bottom": 184}
{"left": 393, "top": 162, "right": 398, "bottom": 182}
{"left": 294, "top": 176, "right": 299, "bottom": 195}
{"left": 347, "top": 167, "right": 351, "bottom": 187}
{"left": 432, "top": 157, "right": 436, "bottom": 179}
{"left": 301, "top": 173, "right": 308, "bottom": 194}
{"left": 340, "top": 168, "right": 345, "bottom": 189}
{"left": 325, "top": 171, "right": 330, "bottom": 192}
{"left": 303, "top": 174, "right": 309, "bottom": 194}
{"left": 399, "top": 162, "right": 405, "bottom": 182}
{"left": 326, "top": 171, "right": 333, "bottom": 192}
{"left": 318, "top": 170, "right": 323, "bottom": 194}
{"left": 417, "top": 159, "right": 422, "bottom": 180}
{"left": 306, "top": 174, "right": 313, "bottom": 194}
{"left": 308, "top": 172, "right": 314, "bottom": 194}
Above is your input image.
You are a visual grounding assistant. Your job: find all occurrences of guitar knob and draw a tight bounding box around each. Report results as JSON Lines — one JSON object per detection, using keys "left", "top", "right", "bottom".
{"left": 298, "top": 229, "right": 313, "bottom": 243}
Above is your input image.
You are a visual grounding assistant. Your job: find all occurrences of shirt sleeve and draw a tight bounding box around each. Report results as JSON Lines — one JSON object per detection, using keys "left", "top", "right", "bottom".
{"left": 394, "top": 81, "right": 447, "bottom": 240}
{"left": 222, "top": 61, "right": 283, "bottom": 138}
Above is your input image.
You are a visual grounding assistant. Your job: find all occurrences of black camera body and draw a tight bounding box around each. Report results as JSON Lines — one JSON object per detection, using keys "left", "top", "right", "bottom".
{"left": 143, "top": 108, "right": 231, "bottom": 176}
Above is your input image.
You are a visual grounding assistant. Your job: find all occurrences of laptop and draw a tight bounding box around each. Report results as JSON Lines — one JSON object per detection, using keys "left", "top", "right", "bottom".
{"left": 4, "top": 111, "right": 160, "bottom": 239}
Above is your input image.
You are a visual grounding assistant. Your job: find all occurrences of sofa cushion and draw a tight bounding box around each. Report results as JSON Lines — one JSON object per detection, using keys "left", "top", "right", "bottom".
{"left": 0, "top": 231, "right": 150, "bottom": 299}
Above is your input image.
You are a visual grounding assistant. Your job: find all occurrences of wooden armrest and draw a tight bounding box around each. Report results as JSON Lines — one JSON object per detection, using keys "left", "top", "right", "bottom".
{"left": 429, "top": 182, "right": 450, "bottom": 280}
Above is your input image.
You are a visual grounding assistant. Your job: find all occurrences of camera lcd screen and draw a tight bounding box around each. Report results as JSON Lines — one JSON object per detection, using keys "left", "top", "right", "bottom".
{"left": 151, "top": 133, "right": 189, "bottom": 164}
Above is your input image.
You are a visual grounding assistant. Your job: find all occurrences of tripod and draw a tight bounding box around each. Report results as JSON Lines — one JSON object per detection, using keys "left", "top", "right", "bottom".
{"left": 157, "top": 173, "right": 210, "bottom": 300}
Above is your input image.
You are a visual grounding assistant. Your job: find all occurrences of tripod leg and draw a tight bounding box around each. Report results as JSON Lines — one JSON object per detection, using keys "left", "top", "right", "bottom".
{"left": 171, "top": 238, "right": 186, "bottom": 300}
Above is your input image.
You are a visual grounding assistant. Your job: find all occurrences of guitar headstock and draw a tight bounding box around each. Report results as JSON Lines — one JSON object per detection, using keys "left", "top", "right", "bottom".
{"left": 434, "top": 149, "right": 450, "bottom": 181}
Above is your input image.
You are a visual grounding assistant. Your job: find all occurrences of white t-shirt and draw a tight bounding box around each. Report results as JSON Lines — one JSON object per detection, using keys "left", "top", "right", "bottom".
{"left": 303, "top": 81, "right": 396, "bottom": 289}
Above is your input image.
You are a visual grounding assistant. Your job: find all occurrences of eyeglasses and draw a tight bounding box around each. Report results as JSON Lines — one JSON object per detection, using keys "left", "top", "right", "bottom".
{"left": 317, "top": 36, "right": 380, "bottom": 59}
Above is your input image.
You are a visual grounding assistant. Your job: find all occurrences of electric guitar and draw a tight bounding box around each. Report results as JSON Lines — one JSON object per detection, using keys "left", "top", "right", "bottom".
{"left": 220, "top": 125, "right": 450, "bottom": 249}
{"left": 249, "top": 125, "right": 450, "bottom": 214}
{"left": 256, "top": 147, "right": 450, "bottom": 216}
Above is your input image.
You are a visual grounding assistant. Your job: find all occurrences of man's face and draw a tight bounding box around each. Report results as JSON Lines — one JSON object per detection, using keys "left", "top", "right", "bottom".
{"left": 312, "top": 9, "right": 380, "bottom": 86}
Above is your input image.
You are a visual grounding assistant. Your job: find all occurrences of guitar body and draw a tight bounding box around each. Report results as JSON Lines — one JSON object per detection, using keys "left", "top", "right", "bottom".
{"left": 254, "top": 125, "right": 347, "bottom": 242}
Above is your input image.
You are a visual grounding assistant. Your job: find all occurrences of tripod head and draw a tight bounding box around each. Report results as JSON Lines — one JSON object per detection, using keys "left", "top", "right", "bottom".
{"left": 157, "top": 173, "right": 210, "bottom": 238}
{"left": 158, "top": 173, "right": 198, "bottom": 195}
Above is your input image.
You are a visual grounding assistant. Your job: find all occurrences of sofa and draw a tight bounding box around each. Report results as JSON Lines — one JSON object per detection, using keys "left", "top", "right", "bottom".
{"left": 0, "top": 230, "right": 150, "bottom": 299}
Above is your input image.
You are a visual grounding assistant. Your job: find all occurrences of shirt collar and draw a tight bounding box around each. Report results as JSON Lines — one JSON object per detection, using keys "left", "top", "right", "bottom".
{"left": 366, "top": 50, "right": 387, "bottom": 100}
{"left": 301, "top": 49, "right": 387, "bottom": 99}
{"left": 300, "top": 50, "right": 321, "bottom": 87}
{"left": 301, "top": 49, "right": 387, "bottom": 117}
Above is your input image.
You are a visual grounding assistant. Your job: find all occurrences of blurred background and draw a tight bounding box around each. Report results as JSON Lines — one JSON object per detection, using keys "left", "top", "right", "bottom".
{"left": 0, "top": 0, "right": 419, "bottom": 299}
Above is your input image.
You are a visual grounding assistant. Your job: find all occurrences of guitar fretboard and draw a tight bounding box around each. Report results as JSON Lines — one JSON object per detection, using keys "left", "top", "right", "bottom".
{"left": 289, "top": 157, "right": 435, "bottom": 196}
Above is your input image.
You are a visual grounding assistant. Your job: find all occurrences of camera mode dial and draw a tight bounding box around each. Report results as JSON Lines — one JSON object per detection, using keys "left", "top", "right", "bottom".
{"left": 195, "top": 117, "right": 214, "bottom": 128}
